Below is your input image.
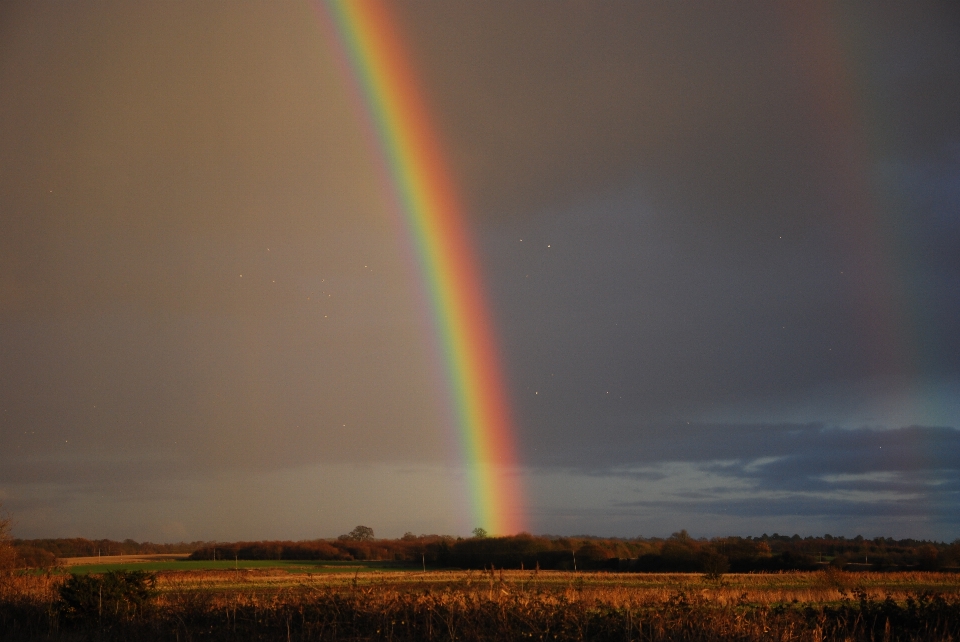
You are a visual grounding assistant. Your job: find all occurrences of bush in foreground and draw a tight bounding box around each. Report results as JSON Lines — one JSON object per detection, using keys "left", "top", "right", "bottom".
{"left": 58, "top": 570, "right": 155, "bottom": 623}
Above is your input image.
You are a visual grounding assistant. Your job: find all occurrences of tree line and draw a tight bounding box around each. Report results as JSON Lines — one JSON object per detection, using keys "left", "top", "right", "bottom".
{"left": 4, "top": 533, "right": 206, "bottom": 570}
{"left": 187, "top": 528, "right": 960, "bottom": 573}
{"left": 8, "top": 522, "right": 959, "bottom": 573}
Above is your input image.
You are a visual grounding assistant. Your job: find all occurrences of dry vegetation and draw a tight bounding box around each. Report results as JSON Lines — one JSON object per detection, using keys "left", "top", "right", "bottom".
{"left": 2, "top": 568, "right": 959, "bottom": 641}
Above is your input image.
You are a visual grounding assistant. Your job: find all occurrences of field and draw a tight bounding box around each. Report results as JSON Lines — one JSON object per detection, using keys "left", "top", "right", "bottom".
{"left": 2, "top": 567, "right": 959, "bottom": 640}
{"left": 62, "top": 556, "right": 420, "bottom": 576}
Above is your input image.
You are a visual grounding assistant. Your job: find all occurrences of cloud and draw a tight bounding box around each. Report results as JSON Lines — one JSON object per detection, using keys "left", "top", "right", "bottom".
{"left": 526, "top": 424, "right": 960, "bottom": 535}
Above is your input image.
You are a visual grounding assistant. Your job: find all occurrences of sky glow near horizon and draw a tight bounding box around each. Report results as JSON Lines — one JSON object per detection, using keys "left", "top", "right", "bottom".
{"left": 1, "top": 1, "right": 959, "bottom": 541}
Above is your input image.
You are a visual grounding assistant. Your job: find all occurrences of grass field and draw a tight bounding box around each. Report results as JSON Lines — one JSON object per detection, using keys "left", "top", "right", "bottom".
{"left": 3, "top": 568, "right": 959, "bottom": 640}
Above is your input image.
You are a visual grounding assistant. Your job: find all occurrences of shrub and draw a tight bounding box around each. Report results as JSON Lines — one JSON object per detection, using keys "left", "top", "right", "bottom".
{"left": 58, "top": 571, "right": 155, "bottom": 622}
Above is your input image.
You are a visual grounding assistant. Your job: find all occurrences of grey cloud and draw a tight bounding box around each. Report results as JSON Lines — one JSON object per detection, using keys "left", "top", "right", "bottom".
{"left": 619, "top": 496, "right": 948, "bottom": 521}
{"left": 592, "top": 424, "right": 960, "bottom": 524}
{"left": 575, "top": 423, "right": 960, "bottom": 478}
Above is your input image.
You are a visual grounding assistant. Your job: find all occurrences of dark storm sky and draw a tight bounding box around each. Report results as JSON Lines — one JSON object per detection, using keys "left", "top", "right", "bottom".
{"left": 1, "top": 1, "right": 959, "bottom": 540}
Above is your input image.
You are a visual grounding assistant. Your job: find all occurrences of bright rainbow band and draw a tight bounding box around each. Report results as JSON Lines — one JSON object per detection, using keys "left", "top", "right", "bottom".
{"left": 319, "top": 0, "right": 525, "bottom": 535}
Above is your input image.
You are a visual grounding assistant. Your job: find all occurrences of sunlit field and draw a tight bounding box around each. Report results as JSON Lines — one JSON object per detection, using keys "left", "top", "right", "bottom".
{"left": 2, "top": 568, "right": 959, "bottom": 640}
{"left": 137, "top": 568, "right": 960, "bottom": 602}
{"left": 64, "top": 559, "right": 419, "bottom": 576}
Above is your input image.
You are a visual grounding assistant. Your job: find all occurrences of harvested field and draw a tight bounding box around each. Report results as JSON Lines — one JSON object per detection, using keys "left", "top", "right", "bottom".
{"left": 60, "top": 554, "right": 188, "bottom": 567}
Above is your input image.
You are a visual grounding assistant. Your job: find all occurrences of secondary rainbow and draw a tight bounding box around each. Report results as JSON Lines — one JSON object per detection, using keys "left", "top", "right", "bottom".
{"left": 316, "top": 0, "right": 525, "bottom": 535}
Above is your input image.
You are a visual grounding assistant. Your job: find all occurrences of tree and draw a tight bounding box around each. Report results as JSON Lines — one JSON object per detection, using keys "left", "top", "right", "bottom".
{"left": 700, "top": 551, "right": 730, "bottom": 581}
{"left": 471, "top": 527, "right": 488, "bottom": 539}
{"left": 0, "top": 503, "right": 16, "bottom": 570}
{"left": 755, "top": 541, "right": 773, "bottom": 557}
{"left": 340, "top": 525, "right": 374, "bottom": 541}
{"left": 916, "top": 544, "right": 941, "bottom": 570}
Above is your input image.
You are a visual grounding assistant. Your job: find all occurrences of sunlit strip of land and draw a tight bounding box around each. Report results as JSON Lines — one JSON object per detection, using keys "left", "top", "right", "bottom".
{"left": 64, "top": 559, "right": 416, "bottom": 576}
{"left": 61, "top": 554, "right": 188, "bottom": 567}
{"left": 124, "top": 569, "right": 960, "bottom": 602}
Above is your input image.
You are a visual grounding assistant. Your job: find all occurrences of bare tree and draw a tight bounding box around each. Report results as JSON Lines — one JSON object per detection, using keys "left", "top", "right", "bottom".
{"left": 0, "top": 503, "right": 16, "bottom": 570}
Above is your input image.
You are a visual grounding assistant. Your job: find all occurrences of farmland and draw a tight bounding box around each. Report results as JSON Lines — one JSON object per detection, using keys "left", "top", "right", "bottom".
{"left": 62, "top": 556, "right": 420, "bottom": 576}
{"left": 2, "top": 567, "right": 959, "bottom": 640}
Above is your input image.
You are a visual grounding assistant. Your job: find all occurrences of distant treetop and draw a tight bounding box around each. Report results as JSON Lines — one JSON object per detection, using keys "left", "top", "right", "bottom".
{"left": 339, "top": 525, "right": 375, "bottom": 542}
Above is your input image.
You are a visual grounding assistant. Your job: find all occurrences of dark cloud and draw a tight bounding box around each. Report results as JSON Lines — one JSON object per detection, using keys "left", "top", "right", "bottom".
{"left": 599, "top": 423, "right": 960, "bottom": 525}
{"left": 481, "top": 188, "right": 960, "bottom": 469}
{"left": 604, "top": 423, "right": 960, "bottom": 470}
{"left": 415, "top": 0, "right": 960, "bottom": 423}
{"left": 619, "top": 496, "right": 952, "bottom": 521}
{"left": 399, "top": 1, "right": 960, "bottom": 224}
{"left": 519, "top": 424, "right": 960, "bottom": 536}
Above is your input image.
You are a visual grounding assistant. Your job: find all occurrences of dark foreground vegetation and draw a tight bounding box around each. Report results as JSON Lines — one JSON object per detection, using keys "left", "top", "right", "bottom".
{"left": 188, "top": 530, "right": 960, "bottom": 574}
{"left": 1, "top": 569, "right": 959, "bottom": 641}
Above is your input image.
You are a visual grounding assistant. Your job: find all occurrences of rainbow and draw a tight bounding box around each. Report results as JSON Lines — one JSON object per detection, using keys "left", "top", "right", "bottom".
{"left": 316, "top": 0, "right": 525, "bottom": 535}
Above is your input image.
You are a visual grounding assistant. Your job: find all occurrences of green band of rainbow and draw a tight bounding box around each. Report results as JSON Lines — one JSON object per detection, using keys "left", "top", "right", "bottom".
{"left": 318, "top": 0, "right": 525, "bottom": 535}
